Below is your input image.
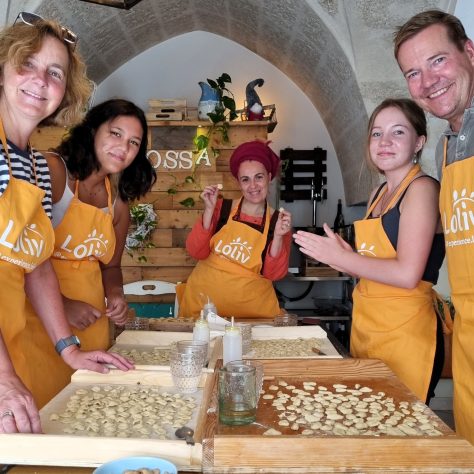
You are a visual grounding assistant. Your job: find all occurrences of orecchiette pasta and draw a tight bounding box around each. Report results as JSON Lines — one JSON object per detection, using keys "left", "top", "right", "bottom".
{"left": 260, "top": 380, "right": 444, "bottom": 437}
{"left": 251, "top": 338, "right": 322, "bottom": 358}
{"left": 49, "top": 385, "right": 197, "bottom": 439}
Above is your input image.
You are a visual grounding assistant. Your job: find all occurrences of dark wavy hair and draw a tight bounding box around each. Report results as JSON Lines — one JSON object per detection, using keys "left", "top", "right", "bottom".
{"left": 56, "top": 99, "right": 156, "bottom": 201}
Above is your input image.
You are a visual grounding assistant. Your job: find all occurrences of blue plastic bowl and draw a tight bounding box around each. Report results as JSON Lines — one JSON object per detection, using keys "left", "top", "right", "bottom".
{"left": 93, "top": 456, "right": 177, "bottom": 474}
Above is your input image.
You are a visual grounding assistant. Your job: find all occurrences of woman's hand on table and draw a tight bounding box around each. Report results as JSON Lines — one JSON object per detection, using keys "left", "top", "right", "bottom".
{"left": 60, "top": 346, "right": 134, "bottom": 374}
{"left": 64, "top": 298, "right": 101, "bottom": 330}
{"left": 0, "top": 374, "right": 41, "bottom": 434}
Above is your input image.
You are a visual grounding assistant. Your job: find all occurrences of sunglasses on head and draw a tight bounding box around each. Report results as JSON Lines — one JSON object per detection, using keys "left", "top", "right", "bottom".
{"left": 14, "top": 11, "right": 77, "bottom": 50}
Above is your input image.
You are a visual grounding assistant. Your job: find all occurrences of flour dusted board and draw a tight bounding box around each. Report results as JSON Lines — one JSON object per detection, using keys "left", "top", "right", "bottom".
{"left": 202, "top": 358, "right": 474, "bottom": 473}
{"left": 0, "top": 369, "right": 210, "bottom": 470}
{"left": 110, "top": 330, "right": 219, "bottom": 371}
{"left": 245, "top": 326, "right": 342, "bottom": 359}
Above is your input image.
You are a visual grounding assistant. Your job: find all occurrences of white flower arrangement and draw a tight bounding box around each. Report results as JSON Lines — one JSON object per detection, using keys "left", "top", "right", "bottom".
{"left": 126, "top": 203, "right": 157, "bottom": 259}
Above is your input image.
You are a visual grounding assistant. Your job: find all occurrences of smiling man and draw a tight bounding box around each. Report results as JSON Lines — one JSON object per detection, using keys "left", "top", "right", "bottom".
{"left": 395, "top": 10, "right": 474, "bottom": 445}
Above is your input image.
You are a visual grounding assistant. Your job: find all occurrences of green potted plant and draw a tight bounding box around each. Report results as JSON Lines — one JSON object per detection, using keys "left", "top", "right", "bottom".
{"left": 194, "top": 73, "right": 238, "bottom": 155}
{"left": 125, "top": 203, "right": 157, "bottom": 262}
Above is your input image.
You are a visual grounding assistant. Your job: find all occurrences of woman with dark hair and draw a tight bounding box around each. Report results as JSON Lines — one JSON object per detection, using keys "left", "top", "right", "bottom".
{"left": 23, "top": 99, "right": 156, "bottom": 408}
{"left": 179, "top": 140, "right": 292, "bottom": 319}
{"left": 294, "top": 98, "right": 446, "bottom": 402}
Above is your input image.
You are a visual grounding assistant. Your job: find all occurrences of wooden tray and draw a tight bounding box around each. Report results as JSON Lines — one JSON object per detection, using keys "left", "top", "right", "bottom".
{"left": 201, "top": 358, "right": 474, "bottom": 473}
{"left": 245, "top": 326, "right": 343, "bottom": 359}
{"left": 0, "top": 369, "right": 212, "bottom": 470}
{"left": 113, "top": 330, "right": 220, "bottom": 370}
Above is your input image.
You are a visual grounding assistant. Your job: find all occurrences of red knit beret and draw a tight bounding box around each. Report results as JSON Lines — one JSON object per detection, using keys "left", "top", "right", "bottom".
{"left": 229, "top": 140, "right": 280, "bottom": 180}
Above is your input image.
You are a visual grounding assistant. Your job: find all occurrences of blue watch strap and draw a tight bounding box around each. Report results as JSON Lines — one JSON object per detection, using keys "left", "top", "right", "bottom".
{"left": 55, "top": 335, "right": 81, "bottom": 354}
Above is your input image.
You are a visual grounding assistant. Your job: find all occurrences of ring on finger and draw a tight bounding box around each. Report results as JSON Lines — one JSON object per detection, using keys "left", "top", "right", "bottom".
{"left": 1, "top": 410, "right": 14, "bottom": 419}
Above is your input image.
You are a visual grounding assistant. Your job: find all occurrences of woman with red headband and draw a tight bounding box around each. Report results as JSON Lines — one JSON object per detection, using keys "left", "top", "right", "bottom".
{"left": 179, "top": 140, "right": 292, "bottom": 319}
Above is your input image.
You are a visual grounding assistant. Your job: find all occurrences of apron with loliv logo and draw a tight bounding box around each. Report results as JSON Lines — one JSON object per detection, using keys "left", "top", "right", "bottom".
{"left": 0, "top": 119, "right": 54, "bottom": 388}
{"left": 440, "top": 139, "right": 474, "bottom": 444}
{"left": 179, "top": 198, "right": 280, "bottom": 319}
{"left": 350, "top": 165, "right": 437, "bottom": 401}
{"left": 23, "top": 177, "right": 116, "bottom": 408}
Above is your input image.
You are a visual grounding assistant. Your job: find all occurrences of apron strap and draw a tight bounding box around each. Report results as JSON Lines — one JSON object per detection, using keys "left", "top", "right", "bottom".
{"left": 442, "top": 137, "right": 448, "bottom": 169}
{"left": 215, "top": 198, "right": 233, "bottom": 234}
{"left": 365, "top": 164, "right": 421, "bottom": 218}
{"left": 74, "top": 175, "right": 114, "bottom": 215}
{"left": 260, "top": 208, "right": 280, "bottom": 274}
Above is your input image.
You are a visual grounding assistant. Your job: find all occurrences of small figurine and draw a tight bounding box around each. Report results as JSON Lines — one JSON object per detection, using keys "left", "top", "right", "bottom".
{"left": 245, "top": 78, "right": 265, "bottom": 120}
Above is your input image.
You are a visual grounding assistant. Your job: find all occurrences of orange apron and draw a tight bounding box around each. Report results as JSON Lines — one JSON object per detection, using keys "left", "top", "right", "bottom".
{"left": 440, "top": 139, "right": 474, "bottom": 443}
{"left": 23, "top": 177, "right": 115, "bottom": 408}
{"left": 0, "top": 119, "right": 54, "bottom": 389}
{"left": 351, "top": 165, "right": 437, "bottom": 401}
{"left": 179, "top": 199, "right": 280, "bottom": 319}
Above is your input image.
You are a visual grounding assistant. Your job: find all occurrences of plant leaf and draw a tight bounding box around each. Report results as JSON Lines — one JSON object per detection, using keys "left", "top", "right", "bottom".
{"left": 167, "top": 187, "right": 178, "bottom": 195}
{"left": 179, "top": 197, "right": 196, "bottom": 208}
{"left": 219, "top": 73, "right": 231, "bottom": 84}
{"left": 222, "top": 96, "right": 236, "bottom": 111}
{"left": 194, "top": 134, "right": 209, "bottom": 150}
{"left": 207, "top": 79, "right": 218, "bottom": 89}
{"left": 184, "top": 176, "right": 195, "bottom": 183}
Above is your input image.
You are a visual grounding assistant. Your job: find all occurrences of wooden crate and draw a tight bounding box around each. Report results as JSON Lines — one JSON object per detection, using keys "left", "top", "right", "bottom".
{"left": 148, "top": 99, "right": 187, "bottom": 108}
{"left": 0, "top": 369, "right": 212, "bottom": 470}
{"left": 201, "top": 358, "right": 474, "bottom": 473}
{"left": 146, "top": 111, "right": 183, "bottom": 121}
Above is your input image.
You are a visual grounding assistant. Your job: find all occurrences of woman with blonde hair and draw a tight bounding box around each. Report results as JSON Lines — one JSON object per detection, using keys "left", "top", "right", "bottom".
{"left": 294, "top": 98, "right": 445, "bottom": 402}
{"left": 0, "top": 12, "right": 132, "bottom": 434}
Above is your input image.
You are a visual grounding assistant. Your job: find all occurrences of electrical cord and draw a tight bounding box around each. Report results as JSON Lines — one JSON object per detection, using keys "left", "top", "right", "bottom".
{"left": 275, "top": 281, "right": 314, "bottom": 302}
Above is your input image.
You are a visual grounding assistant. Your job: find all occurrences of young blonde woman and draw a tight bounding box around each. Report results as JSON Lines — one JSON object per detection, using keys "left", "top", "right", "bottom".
{"left": 0, "top": 13, "right": 132, "bottom": 434}
{"left": 294, "top": 99, "right": 445, "bottom": 402}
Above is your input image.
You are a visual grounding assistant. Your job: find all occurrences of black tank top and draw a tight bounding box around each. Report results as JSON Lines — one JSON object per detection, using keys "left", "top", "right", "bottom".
{"left": 370, "top": 176, "right": 445, "bottom": 284}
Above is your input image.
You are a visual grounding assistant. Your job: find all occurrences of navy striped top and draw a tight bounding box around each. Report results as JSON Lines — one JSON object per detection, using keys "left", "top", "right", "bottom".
{"left": 0, "top": 140, "right": 52, "bottom": 218}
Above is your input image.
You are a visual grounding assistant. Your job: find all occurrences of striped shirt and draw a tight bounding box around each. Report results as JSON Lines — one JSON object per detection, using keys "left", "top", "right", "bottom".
{"left": 0, "top": 140, "right": 52, "bottom": 218}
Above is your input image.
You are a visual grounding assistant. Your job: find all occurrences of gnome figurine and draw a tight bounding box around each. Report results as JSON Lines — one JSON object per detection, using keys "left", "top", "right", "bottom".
{"left": 245, "top": 78, "right": 265, "bottom": 120}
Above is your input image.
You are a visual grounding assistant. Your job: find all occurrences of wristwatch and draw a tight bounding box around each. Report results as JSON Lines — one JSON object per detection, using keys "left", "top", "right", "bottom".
{"left": 55, "top": 335, "right": 81, "bottom": 355}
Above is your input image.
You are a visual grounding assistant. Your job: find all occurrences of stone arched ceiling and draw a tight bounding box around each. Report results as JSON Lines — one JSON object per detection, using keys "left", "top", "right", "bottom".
{"left": 3, "top": 0, "right": 452, "bottom": 204}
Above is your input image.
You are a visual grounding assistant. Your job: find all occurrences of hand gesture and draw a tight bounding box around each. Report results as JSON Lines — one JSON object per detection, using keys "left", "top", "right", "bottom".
{"left": 105, "top": 290, "right": 128, "bottom": 326}
{"left": 0, "top": 375, "right": 41, "bottom": 434}
{"left": 274, "top": 207, "right": 292, "bottom": 237}
{"left": 200, "top": 184, "right": 221, "bottom": 212}
{"left": 293, "top": 222, "right": 351, "bottom": 268}
{"left": 63, "top": 298, "right": 101, "bottom": 330}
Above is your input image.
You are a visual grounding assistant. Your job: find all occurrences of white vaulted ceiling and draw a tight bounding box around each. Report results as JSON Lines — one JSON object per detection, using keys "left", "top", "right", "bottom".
{"left": 1, "top": 0, "right": 453, "bottom": 204}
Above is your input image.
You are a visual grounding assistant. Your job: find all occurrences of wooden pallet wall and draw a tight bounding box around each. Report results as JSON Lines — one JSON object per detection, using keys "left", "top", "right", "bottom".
{"left": 30, "top": 121, "right": 270, "bottom": 289}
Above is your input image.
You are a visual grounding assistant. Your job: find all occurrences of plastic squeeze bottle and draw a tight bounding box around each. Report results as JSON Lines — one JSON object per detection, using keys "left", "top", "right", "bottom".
{"left": 193, "top": 310, "right": 211, "bottom": 362}
{"left": 203, "top": 296, "right": 217, "bottom": 319}
{"left": 223, "top": 317, "right": 242, "bottom": 366}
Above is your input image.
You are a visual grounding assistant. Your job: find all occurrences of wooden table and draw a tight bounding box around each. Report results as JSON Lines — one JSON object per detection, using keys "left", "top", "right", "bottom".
{"left": 2, "top": 346, "right": 473, "bottom": 473}
{"left": 202, "top": 358, "right": 474, "bottom": 473}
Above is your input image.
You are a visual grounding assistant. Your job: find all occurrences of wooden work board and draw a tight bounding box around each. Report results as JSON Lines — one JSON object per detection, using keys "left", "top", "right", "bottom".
{"left": 0, "top": 369, "right": 212, "bottom": 470}
{"left": 201, "top": 358, "right": 474, "bottom": 473}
